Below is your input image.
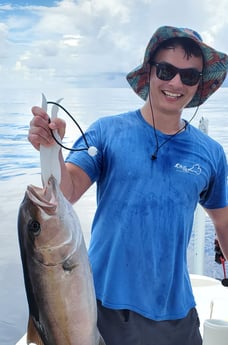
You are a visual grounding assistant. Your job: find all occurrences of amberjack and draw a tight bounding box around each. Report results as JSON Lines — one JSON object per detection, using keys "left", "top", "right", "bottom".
{"left": 17, "top": 95, "right": 105, "bottom": 345}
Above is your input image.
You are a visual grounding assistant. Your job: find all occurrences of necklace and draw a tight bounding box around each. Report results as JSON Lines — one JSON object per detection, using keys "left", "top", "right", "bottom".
{"left": 147, "top": 65, "right": 203, "bottom": 160}
{"left": 151, "top": 120, "right": 187, "bottom": 160}
{"left": 148, "top": 92, "right": 199, "bottom": 160}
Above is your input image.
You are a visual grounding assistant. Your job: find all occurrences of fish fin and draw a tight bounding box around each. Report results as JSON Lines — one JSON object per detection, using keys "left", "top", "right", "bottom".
{"left": 27, "top": 316, "right": 44, "bottom": 345}
{"left": 99, "top": 335, "right": 107, "bottom": 345}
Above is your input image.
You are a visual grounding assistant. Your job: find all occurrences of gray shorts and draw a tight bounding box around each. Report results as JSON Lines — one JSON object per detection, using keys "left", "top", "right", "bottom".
{"left": 97, "top": 300, "right": 202, "bottom": 345}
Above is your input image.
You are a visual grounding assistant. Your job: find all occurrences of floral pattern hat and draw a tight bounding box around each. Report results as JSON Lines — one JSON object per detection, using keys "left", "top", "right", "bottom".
{"left": 126, "top": 26, "right": 228, "bottom": 108}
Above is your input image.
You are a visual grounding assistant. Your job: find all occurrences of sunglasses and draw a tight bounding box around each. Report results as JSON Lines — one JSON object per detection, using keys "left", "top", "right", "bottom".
{"left": 152, "top": 62, "right": 203, "bottom": 86}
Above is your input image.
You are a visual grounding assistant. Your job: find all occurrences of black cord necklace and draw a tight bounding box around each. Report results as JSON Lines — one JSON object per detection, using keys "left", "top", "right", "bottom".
{"left": 149, "top": 93, "right": 200, "bottom": 160}
{"left": 148, "top": 69, "right": 202, "bottom": 160}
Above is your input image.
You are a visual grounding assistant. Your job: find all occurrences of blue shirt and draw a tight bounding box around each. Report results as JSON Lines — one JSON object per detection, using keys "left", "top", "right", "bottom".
{"left": 66, "top": 109, "right": 228, "bottom": 321}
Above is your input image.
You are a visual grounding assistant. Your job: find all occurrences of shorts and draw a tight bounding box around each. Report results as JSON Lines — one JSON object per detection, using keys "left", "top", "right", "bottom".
{"left": 97, "top": 300, "right": 202, "bottom": 345}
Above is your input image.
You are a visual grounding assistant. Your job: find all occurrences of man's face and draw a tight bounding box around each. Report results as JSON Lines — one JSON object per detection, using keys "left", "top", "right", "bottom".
{"left": 149, "top": 45, "right": 203, "bottom": 115}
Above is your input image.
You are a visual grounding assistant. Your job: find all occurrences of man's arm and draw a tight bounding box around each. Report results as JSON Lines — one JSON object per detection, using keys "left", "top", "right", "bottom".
{"left": 205, "top": 206, "right": 228, "bottom": 260}
{"left": 60, "top": 158, "right": 92, "bottom": 204}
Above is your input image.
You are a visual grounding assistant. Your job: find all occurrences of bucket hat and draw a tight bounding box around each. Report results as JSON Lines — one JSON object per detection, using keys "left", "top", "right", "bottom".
{"left": 126, "top": 26, "right": 228, "bottom": 108}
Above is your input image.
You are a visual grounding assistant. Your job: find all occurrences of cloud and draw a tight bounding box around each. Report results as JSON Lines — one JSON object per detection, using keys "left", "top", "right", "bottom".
{"left": 0, "top": 0, "right": 228, "bottom": 89}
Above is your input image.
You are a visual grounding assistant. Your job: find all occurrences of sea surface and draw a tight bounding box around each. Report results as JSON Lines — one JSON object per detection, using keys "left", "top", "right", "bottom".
{"left": 1, "top": 87, "right": 228, "bottom": 345}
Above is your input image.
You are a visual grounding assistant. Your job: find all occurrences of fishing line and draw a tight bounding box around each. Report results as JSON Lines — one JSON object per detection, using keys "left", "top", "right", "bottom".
{"left": 47, "top": 101, "right": 98, "bottom": 157}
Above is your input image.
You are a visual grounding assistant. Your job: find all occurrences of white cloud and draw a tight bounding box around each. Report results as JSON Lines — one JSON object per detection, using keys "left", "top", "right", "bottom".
{"left": 0, "top": 0, "right": 227, "bottom": 88}
{"left": 0, "top": 22, "right": 10, "bottom": 58}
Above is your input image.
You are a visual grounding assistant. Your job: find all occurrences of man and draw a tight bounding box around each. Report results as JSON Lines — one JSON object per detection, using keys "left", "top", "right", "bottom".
{"left": 28, "top": 26, "right": 228, "bottom": 345}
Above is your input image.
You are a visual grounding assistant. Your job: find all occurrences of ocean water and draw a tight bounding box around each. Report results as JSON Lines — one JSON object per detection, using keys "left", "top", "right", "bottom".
{"left": 0, "top": 87, "right": 228, "bottom": 345}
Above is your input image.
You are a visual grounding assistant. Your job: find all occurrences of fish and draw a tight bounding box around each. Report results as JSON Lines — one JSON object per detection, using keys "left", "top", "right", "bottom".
{"left": 17, "top": 95, "right": 105, "bottom": 345}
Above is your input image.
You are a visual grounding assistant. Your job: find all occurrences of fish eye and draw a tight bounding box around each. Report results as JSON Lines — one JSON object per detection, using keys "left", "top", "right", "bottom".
{"left": 28, "top": 220, "right": 41, "bottom": 236}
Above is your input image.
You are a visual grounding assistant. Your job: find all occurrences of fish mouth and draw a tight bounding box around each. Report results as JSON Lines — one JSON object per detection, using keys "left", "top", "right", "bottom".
{"left": 27, "top": 175, "right": 58, "bottom": 211}
{"left": 23, "top": 175, "right": 78, "bottom": 265}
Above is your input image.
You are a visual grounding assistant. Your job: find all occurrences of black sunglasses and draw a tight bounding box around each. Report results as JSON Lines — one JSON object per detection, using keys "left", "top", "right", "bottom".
{"left": 151, "top": 62, "right": 203, "bottom": 86}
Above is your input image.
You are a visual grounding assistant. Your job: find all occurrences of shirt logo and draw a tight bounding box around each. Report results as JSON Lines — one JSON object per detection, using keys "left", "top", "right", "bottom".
{"left": 174, "top": 163, "right": 202, "bottom": 175}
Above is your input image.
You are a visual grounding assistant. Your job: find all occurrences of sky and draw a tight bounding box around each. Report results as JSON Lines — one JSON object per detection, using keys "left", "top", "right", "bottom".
{"left": 0, "top": 0, "right": 228, "bottom": 89}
